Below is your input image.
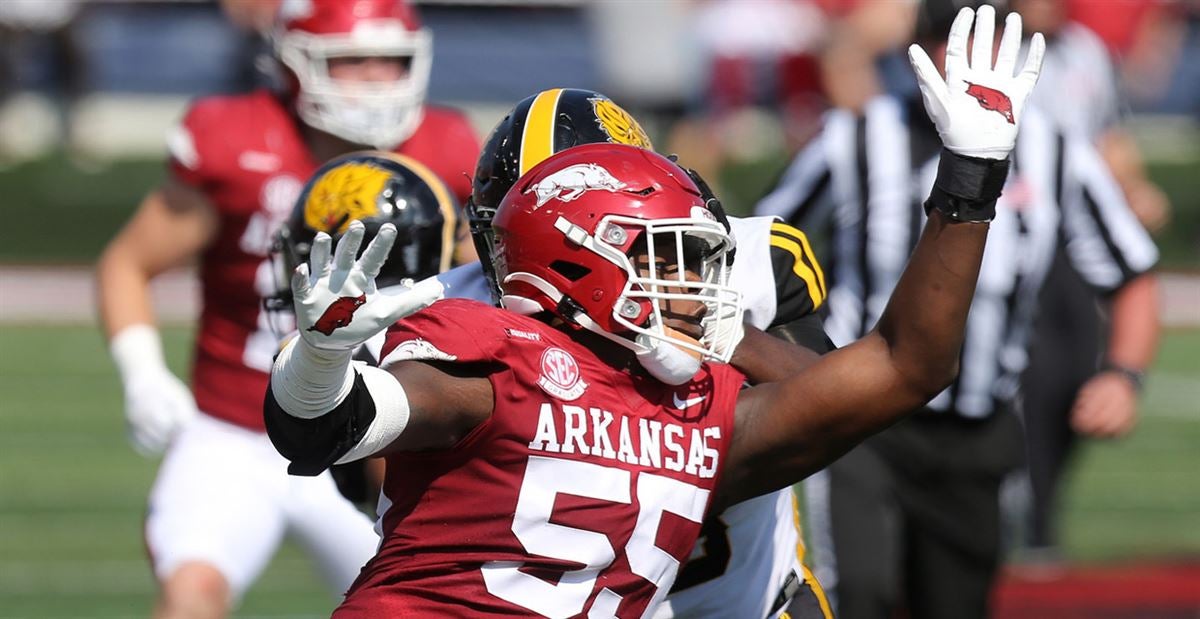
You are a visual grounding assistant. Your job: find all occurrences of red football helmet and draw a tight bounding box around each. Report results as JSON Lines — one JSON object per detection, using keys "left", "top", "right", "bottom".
{"left": 492, "top": 143, "right": 743, "bottom": 362}
{"left": 275, "top": 0, "right": 431, "bottom": 149}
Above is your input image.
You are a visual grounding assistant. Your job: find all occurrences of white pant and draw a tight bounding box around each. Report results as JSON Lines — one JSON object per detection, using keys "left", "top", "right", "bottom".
{"left": 145, "top": 413, "right": 380, "bottom": 598}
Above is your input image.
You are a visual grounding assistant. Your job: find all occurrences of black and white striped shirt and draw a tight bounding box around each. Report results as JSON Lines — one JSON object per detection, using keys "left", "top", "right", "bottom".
{"left": 755, "top": 96, "right": 1158, "bottom": 418}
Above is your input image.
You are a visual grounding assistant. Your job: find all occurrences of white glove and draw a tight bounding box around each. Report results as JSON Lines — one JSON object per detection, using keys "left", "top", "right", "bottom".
{"left": 292, "top": 220, "right": 444, "bottom": 354}
{"left": 908, "top": 6, "right": 1045, "bottom": 159}
{"left": 110, "top": 325, "right": 198, "bottom": 456}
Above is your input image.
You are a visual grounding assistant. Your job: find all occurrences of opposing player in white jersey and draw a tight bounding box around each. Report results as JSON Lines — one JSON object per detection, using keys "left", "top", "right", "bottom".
{"left": 448, "top": 88, "right": 835, "bottom": 619}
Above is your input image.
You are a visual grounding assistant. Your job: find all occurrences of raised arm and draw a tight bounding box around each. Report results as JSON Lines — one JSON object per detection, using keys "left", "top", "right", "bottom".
{"left": 263, "top": 222, "right": 491, "bottom": 475}
{"left": 719, "top": 6, "right": 1045, "bottom": 505}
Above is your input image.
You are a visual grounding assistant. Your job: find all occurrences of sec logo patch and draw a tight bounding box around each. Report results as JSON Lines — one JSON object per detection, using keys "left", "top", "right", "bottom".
{"left": 537, "top": 347, "right": 587, "bottom": 401}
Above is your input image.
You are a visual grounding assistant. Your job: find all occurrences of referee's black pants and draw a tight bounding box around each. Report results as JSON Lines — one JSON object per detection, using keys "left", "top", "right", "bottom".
{"left": 1020, "top": 249, "right": 1105, "bottom": 549}
{"left": 824, "top": 409, "right": 1024, "bottom": 619}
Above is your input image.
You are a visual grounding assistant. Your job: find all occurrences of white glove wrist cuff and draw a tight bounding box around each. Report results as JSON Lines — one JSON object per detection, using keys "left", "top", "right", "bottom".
{"left": 110, "top": 324, "right": 168, "bottom": 382}
{"left": 270, "top": 337, "right": 356, "bottom": 420}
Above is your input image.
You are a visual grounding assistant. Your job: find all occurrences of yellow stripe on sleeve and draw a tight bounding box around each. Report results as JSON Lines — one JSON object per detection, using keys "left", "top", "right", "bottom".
{"left": 771, "top": 222, "right": 826, "bottom": 296}
{"left": 792, "top": 492, "right": 834, "bottom": 619}
{"left": 770, "top": 230, "right": 825, "bottom": 309}
{"left": 519, "top": 88, "right": 564, "bottom": 176}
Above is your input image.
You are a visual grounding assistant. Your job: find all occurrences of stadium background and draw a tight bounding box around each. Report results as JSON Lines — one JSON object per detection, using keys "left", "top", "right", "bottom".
{"left": 0, "top": 0, "right": 1196, "bottom": 616}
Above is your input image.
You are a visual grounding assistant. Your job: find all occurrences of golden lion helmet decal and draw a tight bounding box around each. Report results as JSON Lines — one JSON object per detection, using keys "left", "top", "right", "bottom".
{"left": 267, "top": 151, "right": 457, "bottom": 325}
{"left": 590, "top": 97, "right": 652, "bottom": 149}
{"left": 302, "top": 160, "right": 395, "bottom": 235}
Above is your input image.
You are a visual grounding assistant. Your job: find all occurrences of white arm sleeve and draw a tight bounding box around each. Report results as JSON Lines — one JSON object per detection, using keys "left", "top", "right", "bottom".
{"left": 270, "top": 337, "right": 356, "bottom": 419}
{"left": 334, "top": 364, "right": 411, "bottom": 464}
{"left": 270, "top": 336, "right": 413, "bottom": 463}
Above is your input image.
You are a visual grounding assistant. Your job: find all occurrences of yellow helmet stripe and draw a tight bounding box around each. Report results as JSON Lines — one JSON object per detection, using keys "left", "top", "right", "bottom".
{"left": 519, "top": 88, "right": 565, "bottom": 176}
{"left": 379, "top": 151, "right": 458, "bottom": 273}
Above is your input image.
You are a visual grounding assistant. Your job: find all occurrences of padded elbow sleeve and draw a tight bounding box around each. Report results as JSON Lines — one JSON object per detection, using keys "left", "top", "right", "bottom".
{"left": 264, "top": 364, "right": 412, "bottom": 476}
{"left": 264, "top": 370, "right": 378, "bottom": 476}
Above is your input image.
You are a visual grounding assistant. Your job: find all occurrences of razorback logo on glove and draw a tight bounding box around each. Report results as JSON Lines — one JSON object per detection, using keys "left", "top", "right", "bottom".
{"left": 965, "top": 82, "right": 1015, "bottom": 124}
{"left": 307, "top": 294, "right": 367, "bottom": 335}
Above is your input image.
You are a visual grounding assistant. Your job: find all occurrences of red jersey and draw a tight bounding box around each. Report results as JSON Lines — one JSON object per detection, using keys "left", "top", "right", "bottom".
{"left": 338, "top": 299, "right": 744, "bottom": 618}
{"left": 167, "top": 90, "right": 479, "bottom": 430}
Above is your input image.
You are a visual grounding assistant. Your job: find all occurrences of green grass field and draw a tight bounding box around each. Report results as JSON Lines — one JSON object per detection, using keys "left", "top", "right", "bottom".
{"left": 0, "top": 325, "right": 1197, "bottom": 617}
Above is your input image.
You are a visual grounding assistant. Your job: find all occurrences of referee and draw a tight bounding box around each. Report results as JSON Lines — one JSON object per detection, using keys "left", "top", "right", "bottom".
{"left": 754, "top": 6, "right": 1160, "bottom": 619}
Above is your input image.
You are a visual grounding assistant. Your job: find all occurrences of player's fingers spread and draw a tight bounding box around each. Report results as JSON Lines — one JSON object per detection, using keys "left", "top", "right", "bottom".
{"left": 292, "top": 263, "right": 312, "bottom": 299}
{"left": 909, "top": 45, "right": 949, "bottom": 104}
{"left": 1020, "top": 33, "right": 1047, "bottom": 89}
{"left": 408, "top": 276, "right": 446, "bottom": 302}
{"left": 971, "top": 4, "right": 995, "bottom": 71}
{"left": 946, "top": 7, "right": 974, "bottom": 64}
{"left": 334, "top": 221, "right": 366, "bottom": 272}
{"left": 996, "top": 12, "right": 1022, "bottom": 77}
{"left": 310, "top": 233, "right": 332, "bottom": 276}
{"left": 361, "top": 223, "right": 397, "bottom": 280}
{"left": 385, "top": 276, "right": 444, "bottom": 317}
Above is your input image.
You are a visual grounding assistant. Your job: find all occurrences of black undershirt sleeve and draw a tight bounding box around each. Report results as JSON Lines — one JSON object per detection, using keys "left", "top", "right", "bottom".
{"left": 767, "top": 313, "right": 836, "bottom": 354}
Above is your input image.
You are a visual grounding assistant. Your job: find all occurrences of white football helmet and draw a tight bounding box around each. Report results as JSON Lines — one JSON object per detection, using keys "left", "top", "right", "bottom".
{"left": 275, "top": 0, "right": 432, "bottom": 149}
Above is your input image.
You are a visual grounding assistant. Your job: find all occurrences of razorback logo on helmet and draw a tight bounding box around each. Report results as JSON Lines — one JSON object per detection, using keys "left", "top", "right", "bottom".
{"left": 304, "top": 162, "right": 391, "bottom": 234}
{"left": 537, "top": 347, "right": 587, "bottom": 401}
{"left": 691, "top": 206, "right": 717, "bottom": 223}
{"left": 590, "top": 97, "right": 652, "bottom": 149}
{"left": 307, "top": 294, "right": 367, "bottom": 335}
{"left": 964, "top": 82, "right": 1015, "bottom": 124}
{"left": 527, "top": 163, "right": 627, "bottom": 208}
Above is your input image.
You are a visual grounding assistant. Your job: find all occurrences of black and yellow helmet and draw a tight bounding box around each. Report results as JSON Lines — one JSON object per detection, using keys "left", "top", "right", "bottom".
{"left": 270, "top": 151, "right": 457, "bottom": 312}
{"left": 466, "top": 88, "right": 654, "bottom": 301}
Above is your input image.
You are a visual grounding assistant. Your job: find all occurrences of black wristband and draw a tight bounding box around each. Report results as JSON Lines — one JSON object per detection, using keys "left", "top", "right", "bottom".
{"left": 1101, "top": 361, "right": 1145, "bottom": 393}
{"left": 923, "top": 149, "right": 1011, "bottom": 223}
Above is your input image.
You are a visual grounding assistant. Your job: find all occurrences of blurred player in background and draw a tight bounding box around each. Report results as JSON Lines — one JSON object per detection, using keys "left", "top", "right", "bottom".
{"left": 1013, "top": 0, "right": 1170, "bottom": 562}
{"left": 756, "top": 4, "right": 1159, "bottom": 617}
{"left": 459, "top": 87, "right": 833, "bottom": 618}
{"left": 95, "top": 0, "right": 477, "bottom": 616}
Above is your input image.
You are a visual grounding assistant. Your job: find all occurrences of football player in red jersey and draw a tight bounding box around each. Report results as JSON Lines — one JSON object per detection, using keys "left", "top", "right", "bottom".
{"left": 94, "top": 1, "right": 478, "bottom": 616}
{"left": 454, "top": 87, "right": 834, "bottom": 619}
{"left": 266, "top": 8, "right": 1044, "bottom": 618}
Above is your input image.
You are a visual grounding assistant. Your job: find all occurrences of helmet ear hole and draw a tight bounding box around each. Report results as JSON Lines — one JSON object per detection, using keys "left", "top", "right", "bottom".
{"left": 550, "top": 260, "right": 592, "bottom": 282}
